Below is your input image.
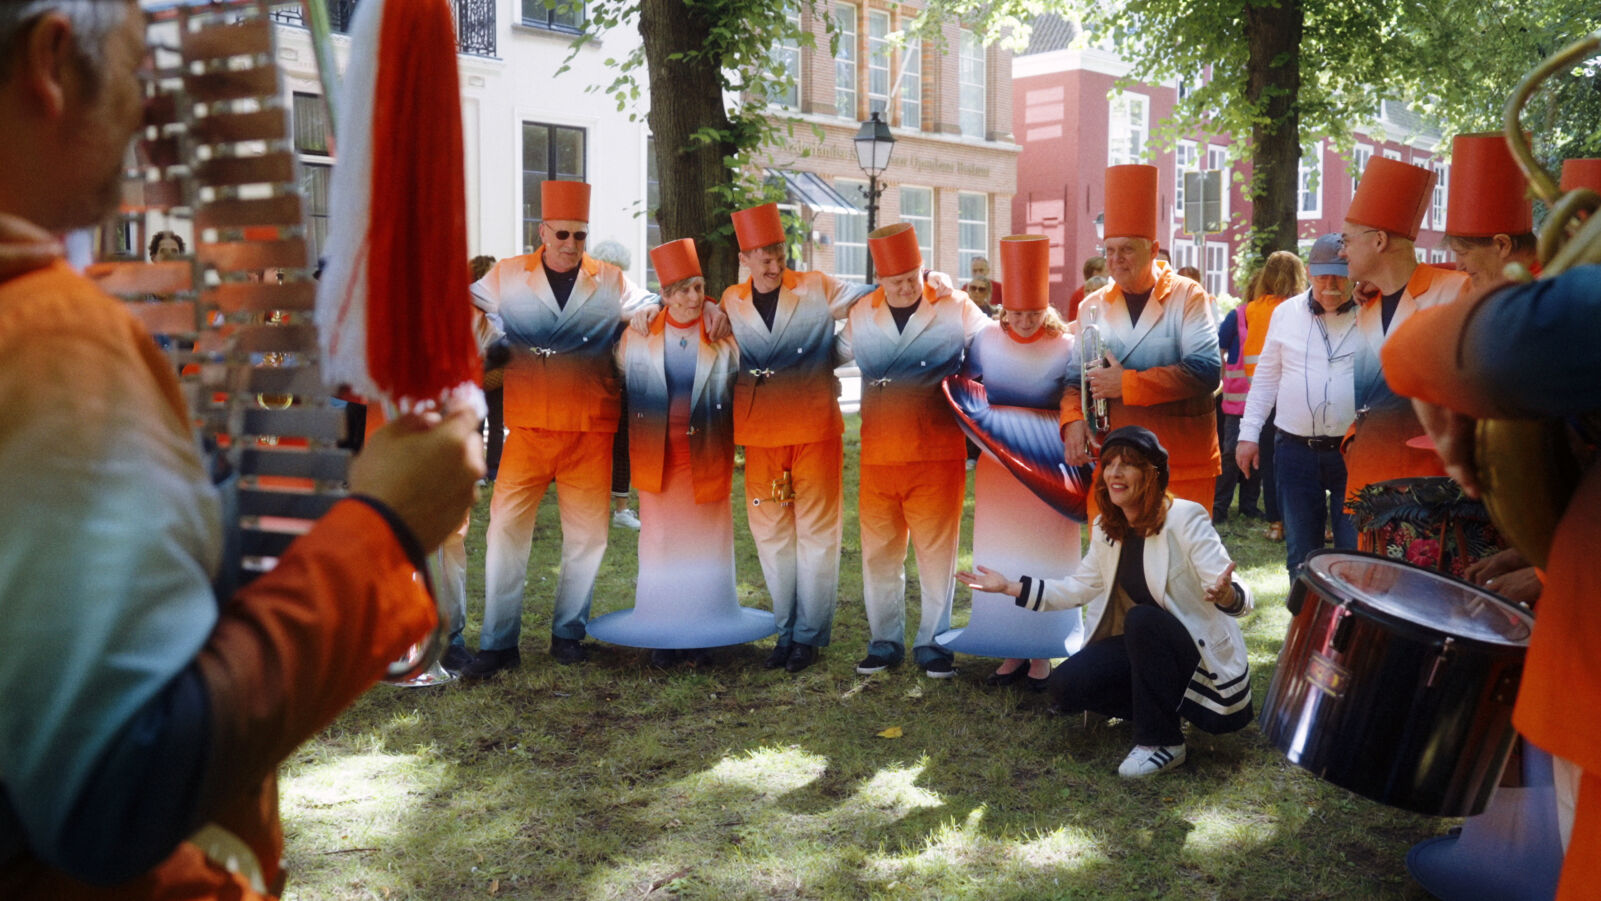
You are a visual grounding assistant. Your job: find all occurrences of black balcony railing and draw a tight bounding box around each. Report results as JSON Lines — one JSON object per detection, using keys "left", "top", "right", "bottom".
{"left": 270, "top": 0, "right": 496, "bottom": 58}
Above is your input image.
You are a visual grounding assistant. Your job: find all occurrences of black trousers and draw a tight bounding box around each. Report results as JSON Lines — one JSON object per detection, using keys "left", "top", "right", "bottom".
{"left": 484, "top": 387, "right": 504, "bottom": 478}
{"left": 1047, "top": 604, "right": 1201, "bottom": 747}
{"left": 612, "top": 393, "right": 630, "bottom": 495}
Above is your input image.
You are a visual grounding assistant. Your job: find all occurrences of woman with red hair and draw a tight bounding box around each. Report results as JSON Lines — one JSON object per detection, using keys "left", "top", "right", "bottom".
{"left": 958, "top": 426, "right": 1252, "bottom": 777}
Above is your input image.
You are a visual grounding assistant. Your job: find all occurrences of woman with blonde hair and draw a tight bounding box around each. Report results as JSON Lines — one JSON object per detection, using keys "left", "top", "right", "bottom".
{"left": 959, "top": 426, "right": 1252, "bottom": 778}
{"left": 1238, "top": 250, "right": 1307, "bottom": 540}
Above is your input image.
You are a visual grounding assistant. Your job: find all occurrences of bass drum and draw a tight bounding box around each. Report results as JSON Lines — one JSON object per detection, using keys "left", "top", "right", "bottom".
{"left": 1260, "top": 550, "right": 1532, "bottom": 816}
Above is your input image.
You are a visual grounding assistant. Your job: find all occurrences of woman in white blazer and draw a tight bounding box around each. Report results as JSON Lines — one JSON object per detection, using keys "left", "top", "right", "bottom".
{"left": 958, "top": 426, "right": 1252, "bottom": 778}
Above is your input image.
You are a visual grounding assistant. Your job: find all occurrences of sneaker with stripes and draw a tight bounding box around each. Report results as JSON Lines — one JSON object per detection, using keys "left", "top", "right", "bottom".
{"left": 1117, "top": 743, "right": 1186, "bottom": 778}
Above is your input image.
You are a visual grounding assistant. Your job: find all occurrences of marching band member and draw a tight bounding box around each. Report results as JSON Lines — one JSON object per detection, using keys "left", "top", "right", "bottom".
{"left": 1334, "top": 157, "right": 1468, "bottom": 509}
{"left": 596, "top": 239, "right": 773, "bottom": 664}
{"left": 840, "top": 223, "right": 990, "bottom": 678}
{"left": 0, "top": 3, "right": 483, "bottom": 894}
{"left": 719, "top": 203, "right": 873, "bottom": 673}
{"left": 1442, "top": 133, "right": 1539, "bottom": 292}
{"left": 1064, "top": 164, "right": 1223, "bottom": 517}
{"left": 1384, "top": 264, "right": 1601, "bottom": 901}
{"left": 465, "top": 181, "right": 658, "bottom": 676}
{"left": 959, "top": 426, "right": 1253, "bottom": 778}
{"left": 953, "top": 235, "right": 1082, "bottom": 689}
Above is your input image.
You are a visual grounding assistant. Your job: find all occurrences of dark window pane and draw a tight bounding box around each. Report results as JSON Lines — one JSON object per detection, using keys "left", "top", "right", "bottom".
{"left": 292, "top": 94, "right": 331, "bottom": 156}
{"left": 523, "top": 124, "right": 550, "bottom": 173}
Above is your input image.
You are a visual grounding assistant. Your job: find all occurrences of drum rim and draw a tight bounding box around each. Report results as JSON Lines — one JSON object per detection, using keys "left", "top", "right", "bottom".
{"left": 1297, "top": 549, "right": 1533, "bottom": 648}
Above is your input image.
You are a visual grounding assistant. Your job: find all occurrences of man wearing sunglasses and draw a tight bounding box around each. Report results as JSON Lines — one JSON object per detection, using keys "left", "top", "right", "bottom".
{"left": 465, "top": 181, "right": 661, "bottom": 676}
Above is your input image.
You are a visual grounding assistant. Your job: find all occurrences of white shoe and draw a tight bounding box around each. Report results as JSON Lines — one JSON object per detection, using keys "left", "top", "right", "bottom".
{"left": 611, "top": 508, "right": 641, "bottom": 530}
{"left": 1117, "top": 743, "right": 1186, "bottom": 778}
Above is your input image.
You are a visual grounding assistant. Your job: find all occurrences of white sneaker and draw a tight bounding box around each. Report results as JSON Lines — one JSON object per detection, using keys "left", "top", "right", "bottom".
{"left": 611, "top": 508, "right": 641, "bottom": 530}
{"left": 1117, "top": 743, "right": 1186, "bottom": 778}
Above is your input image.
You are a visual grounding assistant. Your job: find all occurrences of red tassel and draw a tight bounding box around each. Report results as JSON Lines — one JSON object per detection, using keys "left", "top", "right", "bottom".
{"left": 364, "top": 0, "right": 476, "bottom": 407}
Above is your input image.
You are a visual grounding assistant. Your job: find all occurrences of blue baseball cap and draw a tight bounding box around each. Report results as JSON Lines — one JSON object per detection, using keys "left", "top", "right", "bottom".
{"left": 1307, "top": 234, "right": 1348, "bottom": 277}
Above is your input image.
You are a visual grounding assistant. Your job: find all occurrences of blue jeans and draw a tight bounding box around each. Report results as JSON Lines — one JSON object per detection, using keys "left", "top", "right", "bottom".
{"left": 1274, "top": 434, "right": 1357, "bottom": 578}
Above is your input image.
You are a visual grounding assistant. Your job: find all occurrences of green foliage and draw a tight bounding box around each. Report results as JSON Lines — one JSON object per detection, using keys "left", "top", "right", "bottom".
{"left": 569, "top": 0, "right": 826, "bottom": 220}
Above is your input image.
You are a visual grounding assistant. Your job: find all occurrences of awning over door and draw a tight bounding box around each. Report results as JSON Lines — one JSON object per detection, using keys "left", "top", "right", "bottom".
{"left": 766, "top": 169, "right": 861, "bottom": 216}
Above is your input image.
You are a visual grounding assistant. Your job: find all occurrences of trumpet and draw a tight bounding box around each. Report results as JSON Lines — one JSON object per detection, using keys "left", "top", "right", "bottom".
{"left": 1080, "top": 304, "right": 1112, "bottom": 438}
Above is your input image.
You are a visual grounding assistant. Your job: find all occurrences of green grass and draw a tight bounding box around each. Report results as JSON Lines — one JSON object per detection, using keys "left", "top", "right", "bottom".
{"left": 279, "top": 416, "right": 1441, "bottom": 900}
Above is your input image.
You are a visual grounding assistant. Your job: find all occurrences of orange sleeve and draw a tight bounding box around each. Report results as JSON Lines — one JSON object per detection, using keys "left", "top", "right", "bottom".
{"left": 194, "top": 498, "right": 435, "bottom": 820}
{"left": 1382, "top": 289, "right": 1501, "bottom": 418}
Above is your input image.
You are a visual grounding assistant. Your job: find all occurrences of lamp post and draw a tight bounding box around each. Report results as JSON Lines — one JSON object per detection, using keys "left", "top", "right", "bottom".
{"left": 854, "top": 111, "right": 897, "bottom": 282}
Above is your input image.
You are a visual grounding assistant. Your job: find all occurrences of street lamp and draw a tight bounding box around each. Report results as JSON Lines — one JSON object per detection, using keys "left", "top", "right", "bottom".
{"left": 854, "top": 111, "right": 897, "bottom": 282}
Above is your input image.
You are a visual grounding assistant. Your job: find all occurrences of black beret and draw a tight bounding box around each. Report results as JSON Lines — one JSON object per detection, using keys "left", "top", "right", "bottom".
{"left": 1099, "top": 425, "right": 1170, "bottom": 491}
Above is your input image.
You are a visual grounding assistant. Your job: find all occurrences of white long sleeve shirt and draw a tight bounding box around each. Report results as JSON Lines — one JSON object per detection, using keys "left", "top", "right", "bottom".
{"left": 1240, "top": 289, "right": 1360, "bottom": 444}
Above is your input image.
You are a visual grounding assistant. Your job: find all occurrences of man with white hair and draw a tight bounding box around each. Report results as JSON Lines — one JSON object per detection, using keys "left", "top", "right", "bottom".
{"left": 0, "top": 3, "right": 483, "bottom": 896}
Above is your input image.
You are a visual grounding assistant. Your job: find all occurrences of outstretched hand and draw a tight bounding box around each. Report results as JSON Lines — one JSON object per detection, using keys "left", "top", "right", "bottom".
{"left": 956, "top": 565, "right": 1012, "bottom": 595}
{"left": 1205, "top": 562, "right": 1237, "bottom": 609}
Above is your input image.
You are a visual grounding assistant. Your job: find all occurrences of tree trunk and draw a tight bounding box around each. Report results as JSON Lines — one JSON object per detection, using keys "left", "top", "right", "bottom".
{"left": 639, "top": 0, "right": 742, "bottom": 293}
{"left": 1244, "top": 0, "right": 1303, "bottom": 262}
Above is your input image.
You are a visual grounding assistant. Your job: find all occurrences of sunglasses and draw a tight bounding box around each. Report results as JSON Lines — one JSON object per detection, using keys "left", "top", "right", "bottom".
{"left": 547, "top": 228, "right": 588, "bottom": 242}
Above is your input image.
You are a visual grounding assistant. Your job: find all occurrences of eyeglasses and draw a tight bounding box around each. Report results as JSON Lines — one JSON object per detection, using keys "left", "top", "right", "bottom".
{"left": 1338, "top": 228, "right": 1381, "bottom": 244}
{"left": 546, "top": 229, "right": 587, "bottom": 242}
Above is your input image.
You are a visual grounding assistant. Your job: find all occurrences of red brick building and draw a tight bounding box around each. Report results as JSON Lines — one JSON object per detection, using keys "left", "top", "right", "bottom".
{"left": 1011, "top": 20, "right": 1453, "bottom": 310}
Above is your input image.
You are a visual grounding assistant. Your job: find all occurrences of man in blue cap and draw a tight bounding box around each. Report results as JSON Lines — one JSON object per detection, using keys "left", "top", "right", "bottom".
{"left": 1237, "top": 234, "right": 1361, "bottom": 577}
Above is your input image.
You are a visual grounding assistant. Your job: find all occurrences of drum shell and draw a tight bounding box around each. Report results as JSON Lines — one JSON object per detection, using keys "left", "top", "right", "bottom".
{"left": 1260, "top": 552, "right": 1526, "bottom": 816}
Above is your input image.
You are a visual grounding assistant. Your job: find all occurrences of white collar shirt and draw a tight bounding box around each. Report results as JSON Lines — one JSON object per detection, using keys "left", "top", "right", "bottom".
{"left": 1239, "top": 289, "right": 1361, "bottom": 444}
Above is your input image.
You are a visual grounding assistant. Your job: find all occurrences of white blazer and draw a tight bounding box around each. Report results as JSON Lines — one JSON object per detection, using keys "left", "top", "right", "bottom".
{"left": 1018, "top": 498, "right": 1254, "bottom": 729}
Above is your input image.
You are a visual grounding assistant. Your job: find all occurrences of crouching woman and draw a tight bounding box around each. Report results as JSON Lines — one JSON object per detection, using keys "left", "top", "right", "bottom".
{"left": 957, "top": 425, "right": 1252, "bottom": 778}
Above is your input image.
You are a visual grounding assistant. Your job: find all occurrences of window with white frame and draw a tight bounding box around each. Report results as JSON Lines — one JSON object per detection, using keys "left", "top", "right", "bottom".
{"left": 1431, "top": 161, "right": 1448, "bottom": 230}
{"left": 1204, "top": 240, "right": 1229, "bottom": 298}
{"left": 522, "top": 0, "right": 585, "bottom": 32}
{"left": 867, "top": 10, "right": 890, "bottom": 115}
{"left": 1108, "top": 92, "right": 1149, "bottom": 165}
{"left": 1173, "top": 140, "right": 1197, "bottom": 224}
{"left": 958, "top": 29, "right": 985, "bottom": 138}
{"left": 1170, "top": 240, "right": 1200, "bottom": 277}
{"left": 1298, "top": 142, "right": 1323, "bottom": 219}
{"left": 770, "top": 4, "right": 802, "bottom": 109}
{"left": 1207, "top": 144, "right": 1230, "bottom": 222}
{"left": 833, "top": 177, "right": 868, "bottom": 283}
{"left": 292, "top": 93, "right": 332, "bottom": 262}
{"left": 1431, "top": 249, "right": 1449, "bottom": 264}
{"left": 521, "top": 121, "right": 586, "bottom": 253}
{"left": 1353, "top": 143, "right": 1372, "bottom": 195}
{"left": 1383, "top": 147, "right": 1402, "bottom": 161}
{"left": 899, "top": 186, "right": 934, "bottom": 262}
{"left": 834, "top": 3, "right": 857, "bottom": 119}
{"left": 958, "top": 192, "right": 987, "bottom": 279}
{"left": 900, "top": 37, "right": 921, "bottom": 128}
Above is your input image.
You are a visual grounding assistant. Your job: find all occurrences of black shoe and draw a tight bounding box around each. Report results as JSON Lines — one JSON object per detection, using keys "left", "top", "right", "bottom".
{"left": 785, "top": 643, "right": 817, "bottom": 673}
{"left": 440, "top": 644, "right": 475, "bottom": 674}
{"left": 924, "top": 658, "right": 957, "bottom": 679}
{"left": 764, "top": 644, "right": 792, "bottom": 669}
{"left": 550, "top": 636, "right": 589, "bottom": 665}
{"left": 1025, "top": 674, "right": 1051, "bottom": 692}
{"left": 461, "top": 647, "right": 520, "bottom": 680}
{"left": 985, "top": 665, "right": 1027, "bottom": 687}
{"left": 685, "top": 647, "right": 714, "bottom": 667}
{"left": 856, "top": 653, "right": 898, "bottom": 675}
{"left": 650, "top": 648, "right": 681, "bottom": 668}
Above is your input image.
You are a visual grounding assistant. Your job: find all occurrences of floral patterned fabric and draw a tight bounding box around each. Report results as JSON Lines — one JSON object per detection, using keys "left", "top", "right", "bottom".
{"left": 1349, "top": 477, "right": 1506, "bottom": 579}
